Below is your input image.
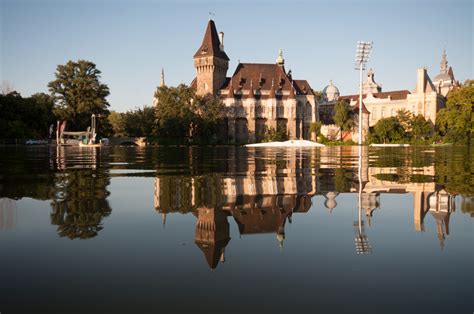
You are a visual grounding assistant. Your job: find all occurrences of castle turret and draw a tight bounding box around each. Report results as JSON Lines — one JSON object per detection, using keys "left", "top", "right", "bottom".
{"left": 194, "top": 20, "right": 229, "bottom": 95}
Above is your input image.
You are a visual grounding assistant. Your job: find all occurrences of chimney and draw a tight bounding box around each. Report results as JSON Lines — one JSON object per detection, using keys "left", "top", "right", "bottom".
{"left": 219, "top": 32, "right": 224, "bottom": 51}
{"left": 416, "top": 67, "right": 426, "bottom": 94}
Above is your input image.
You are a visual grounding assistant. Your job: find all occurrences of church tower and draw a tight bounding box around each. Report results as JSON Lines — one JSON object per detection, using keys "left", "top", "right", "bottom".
{"left": 194, "top": 19, "right": 229, "bottom": 95}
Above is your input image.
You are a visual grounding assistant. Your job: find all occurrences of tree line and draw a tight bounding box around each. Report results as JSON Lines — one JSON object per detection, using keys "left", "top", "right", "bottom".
{"left": 1, "top": 59, "right": 472, "bottom": 145}
{"left": 314, "top": 81, "right": 473, "bottom": 145}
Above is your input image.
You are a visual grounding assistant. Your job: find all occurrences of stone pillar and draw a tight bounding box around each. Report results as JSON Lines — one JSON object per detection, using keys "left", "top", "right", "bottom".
{"left": 248, "top": 118, "right": 256, "bottom": 143}
{"left": 288, "top": 118, "right": 297, "bottom": 140}
{"left": 266, "top": 99, "right": 277, "bottom": 130}
{"left": 247, "top": 100, "right": 256, "bottom": 143}
{"left": 288, "top": 99, "right": 297, "bottom": 140}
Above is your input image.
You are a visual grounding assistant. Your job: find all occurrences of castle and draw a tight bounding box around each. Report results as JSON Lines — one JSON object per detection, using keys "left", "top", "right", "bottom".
{"left": 190, "top": 19, "right": 318, "bottom": 143}
{"left": 156, "top": 19, "right": 458, "bottom": 143}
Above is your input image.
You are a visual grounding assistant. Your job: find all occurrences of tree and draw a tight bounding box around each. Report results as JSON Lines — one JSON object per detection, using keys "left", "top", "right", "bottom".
{"left": 108, "top": 111, "right": 126, "bottom": 137}
{"left": 123, "top": 106, "right": 156, "bottom": 137}
{"left": 0, "top": 91, "right": 56, "bottom": 139}
{"left": 333, "top": 99, "right": 354, "bottom": 141}
{"left": 154, "top": 84, "right": 195, "bottom": 138}
{"left": 262, "top": 126, "right": 287, "bottom": 142}
{"left": 435, "top": 84, "right": 473, "bottom": 144}
{"left": 48, "top": 60, "right": 110, "bottom": 131}
{"left": 310, "top": 121, "right": 322, "bottom": 138}
{"left": 396, "top": 109, "right": 414, "bottom": 133}
{"left": 191, "top": 93, "right": 225, "bottom": 142}
{"left": 410, "top": 114, "right": 432, "bottom": 141}
{"left": 372, "top": 117, "right": 405, "bottom": 143}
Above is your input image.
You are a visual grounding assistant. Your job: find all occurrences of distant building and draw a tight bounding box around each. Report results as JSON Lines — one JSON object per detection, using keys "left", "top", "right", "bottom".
{"left": 191, "top": 19, "right": 318, "bottom": 143}
{"left": 318, "top": 50, "right": 458, "bottom": 142}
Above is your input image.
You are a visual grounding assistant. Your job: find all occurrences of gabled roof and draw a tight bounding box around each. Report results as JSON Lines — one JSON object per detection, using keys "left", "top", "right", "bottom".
{"left": 293, "top": 80, "right": 313, "bottom": 95}
{"left": 354, "top": 100, "right": 370, "bottom": 114}
{"left": 219, "top": 63, "right": 313, "bottom": 97}
{"left": 193, "top": 20, "right": 229, "bottom": 61}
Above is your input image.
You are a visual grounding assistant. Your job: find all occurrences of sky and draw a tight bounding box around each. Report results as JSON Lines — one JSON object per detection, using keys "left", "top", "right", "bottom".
{"left": 1, "top": 0, "right": 472, "bottom": 112}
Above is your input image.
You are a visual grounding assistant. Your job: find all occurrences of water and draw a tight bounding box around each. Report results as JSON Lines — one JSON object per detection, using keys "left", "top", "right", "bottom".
{"left": 0, "top": 145, "right": 472, "bottom": 313}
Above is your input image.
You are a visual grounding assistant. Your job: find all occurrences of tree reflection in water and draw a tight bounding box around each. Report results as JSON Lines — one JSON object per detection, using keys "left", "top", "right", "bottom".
{"left": 50, "top": 169, "right": 111, "bottom": 239}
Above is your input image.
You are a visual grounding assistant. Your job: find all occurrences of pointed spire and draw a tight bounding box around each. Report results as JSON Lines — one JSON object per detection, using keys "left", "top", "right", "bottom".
{"left": 269, "top": 79, "right": 276, "bottom": 98}
{"left": 194, "top": 19, "right": 229, "bottom": 61}
{"left": 160, "top": 67, "right": 165, "bottom": 87}
{"left": 228, "top": 77, "right": 234, "bottom": 98}
{"left": 440, "top": 48, "right": 448, "bottom": 74}
{"left": 277, "top": 233, "right": 285, "bottom": 249}
{"left": 276, "top": 48, "right": 284, "bottom": 65}
{"left": 162, "top": 212, "right": 167, "bottom": 229}
{"left": 248, "top": 80, "right": 254, "bottom": 98}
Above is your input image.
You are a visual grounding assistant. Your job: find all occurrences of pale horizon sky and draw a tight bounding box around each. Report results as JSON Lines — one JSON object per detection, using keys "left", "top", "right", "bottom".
{"left": 1, "top": 0, "right": 472, "bottom": 112}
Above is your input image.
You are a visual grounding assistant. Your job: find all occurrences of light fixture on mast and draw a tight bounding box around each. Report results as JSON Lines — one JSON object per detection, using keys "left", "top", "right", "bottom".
{"left": 354, "top": 41, "right": 373, "bottom": 145}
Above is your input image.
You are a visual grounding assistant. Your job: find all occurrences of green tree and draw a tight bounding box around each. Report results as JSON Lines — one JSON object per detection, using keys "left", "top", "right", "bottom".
{"left": 0, "top": 91, "right": 56, "bottom": 139}
{"left": 333, "top": 99, "right": 354, "bottom": 141}
{"left": 410, "top": 114, "right": 432, "bottom": 142}
{"left": 262, "top": 126, "right": 287, "bottom": 142}
{"left": 310, "top": 121, "right": 322, "bottom": 139}
{"left": 396, "top": 109, "right": 414, "bottom": 133}
{"left": 372, "top": 117, "right": 405, "bottom": 143}
{"left": 154, "top": 84, "right": 195, "bottom": 138}
{"left": 122, "top": 106, "right": 156, "bottom": 137}
{"left": 191, "top": 93, "right": 225, "bottom": 143}
{"left": 435, "top": 84, "right": 473, "bottom": 144}
{"left": 108, "top": 111, "right": 126, "bottom": 137}
{"left": 48, "top": 60, "right": 110, "bottom": 131}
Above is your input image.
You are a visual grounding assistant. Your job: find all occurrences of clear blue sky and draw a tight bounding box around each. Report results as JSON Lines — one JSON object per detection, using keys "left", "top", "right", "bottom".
{"left": 1, "top": 0, "right": 472, "bottom": 112}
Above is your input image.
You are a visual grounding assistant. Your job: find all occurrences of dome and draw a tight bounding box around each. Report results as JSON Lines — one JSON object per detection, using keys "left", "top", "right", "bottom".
{"left": 322, "top": 80, "right": 340, "bottom": 102}
{"left": 324, "top": 192, "right": 339, "bottom": 211}
{"left": 433, "top": 72, "right": 452, "bottom": 83}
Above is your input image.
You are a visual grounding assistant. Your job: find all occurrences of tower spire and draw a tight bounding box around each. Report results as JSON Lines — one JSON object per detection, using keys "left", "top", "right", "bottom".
{"left": 276, "top": 48, "right": 285, "bottom": 65}
{"left": 160, "top": 67, "right": 165, "bottom": 87}
{"left": 440, "top": 48, "right": 448, "bottom": 74}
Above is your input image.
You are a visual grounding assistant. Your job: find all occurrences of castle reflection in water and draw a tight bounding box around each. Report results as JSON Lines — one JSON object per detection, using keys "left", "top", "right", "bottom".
{"left": 154, "top": 147, "right": 459, "bottom": 269}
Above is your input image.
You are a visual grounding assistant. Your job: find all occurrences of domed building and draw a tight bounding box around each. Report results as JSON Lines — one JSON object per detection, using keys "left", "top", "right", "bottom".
{"left": 322, "top": 80, "right": 340, "bottom": 102}
{"left": 318, "top": 80, "right": 340, "bottom": 125}
{"left": 432, "top": 49, "right": 458, "bottom": 97}
{"left": 317, "top": 50, "right": 456, "bottom": 142}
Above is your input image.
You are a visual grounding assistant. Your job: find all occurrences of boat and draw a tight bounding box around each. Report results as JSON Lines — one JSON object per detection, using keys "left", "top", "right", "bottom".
{"left": 79, "top": 142, "right": 102, "bottom": 148}
{"left": 56, "top": 114, "right": 105, "bottom": 146}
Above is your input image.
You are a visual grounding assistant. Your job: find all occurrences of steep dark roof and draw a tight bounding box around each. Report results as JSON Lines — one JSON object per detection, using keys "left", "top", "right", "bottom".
{"left": 293, "top": 80, "right": 313, "bottom": 95}
{"left": 220, "top": 63, "right": 313, "bottom": 98}
{"left": 340, "top": 90, "right": 411, "bottom": 101}
{"left": 354, "top": 100, "right": 370, "bottom": 114}
{"left": 193, "top": 20, "right": 229, "bottom": 61}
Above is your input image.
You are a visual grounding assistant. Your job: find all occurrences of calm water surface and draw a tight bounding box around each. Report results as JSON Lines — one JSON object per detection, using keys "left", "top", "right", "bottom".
{"left": 0, "top": 145, "right": 472, "bottom": 313}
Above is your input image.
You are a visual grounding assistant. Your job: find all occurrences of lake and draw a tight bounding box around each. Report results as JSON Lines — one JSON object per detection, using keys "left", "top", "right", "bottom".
{"left": 0, "top": 145, "right": 472, "bottom": 313}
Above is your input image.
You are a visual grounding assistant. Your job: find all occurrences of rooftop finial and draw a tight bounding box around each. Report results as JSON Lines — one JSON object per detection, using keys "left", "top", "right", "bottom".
{"left": 276, "top": 48, "right": 284, "bottom": 65}
{"left": 208, "top": 12, "right": 214, "bottom": 21}
{"left": 440, "top": 48, "right": 448, "bottom": 74}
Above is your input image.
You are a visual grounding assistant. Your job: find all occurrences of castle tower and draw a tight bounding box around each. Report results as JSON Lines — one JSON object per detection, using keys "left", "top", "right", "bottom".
{"left": 194, "top": 19, "right": 229, "bottom": 95}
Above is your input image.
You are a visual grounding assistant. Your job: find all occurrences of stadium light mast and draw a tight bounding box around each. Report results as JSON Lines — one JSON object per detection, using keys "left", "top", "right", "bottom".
{"left": 355, "top": 41, "right": 373, "bottom": 145}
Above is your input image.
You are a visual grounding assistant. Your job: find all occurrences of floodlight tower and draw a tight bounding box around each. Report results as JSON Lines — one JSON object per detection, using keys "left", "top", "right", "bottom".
{"left": 355, "top": 41, "right": 373, "bottom": 145}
